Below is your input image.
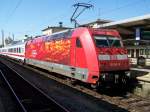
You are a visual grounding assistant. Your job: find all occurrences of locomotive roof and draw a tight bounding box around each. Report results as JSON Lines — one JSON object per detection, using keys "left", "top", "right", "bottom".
{"left": 42, "top": 26, "right": 72, "bottom": 31}
{"left": 36, "top": 29, "right": 73, "bottom": 39}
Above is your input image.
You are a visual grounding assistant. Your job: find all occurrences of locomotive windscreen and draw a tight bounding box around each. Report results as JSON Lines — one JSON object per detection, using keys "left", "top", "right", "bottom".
{"left": 94, "top": 35, "right": 122, "bottom": 48}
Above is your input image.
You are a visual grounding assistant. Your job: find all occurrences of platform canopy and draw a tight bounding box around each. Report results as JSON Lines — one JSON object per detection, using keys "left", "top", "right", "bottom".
{"left": 98, "top": 14, "right": 150, "bottom": 39}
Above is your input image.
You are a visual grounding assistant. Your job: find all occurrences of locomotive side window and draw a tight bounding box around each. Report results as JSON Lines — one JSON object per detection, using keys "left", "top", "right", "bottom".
{"left": 76, "top": 38, "right": 82, "bottom": 48}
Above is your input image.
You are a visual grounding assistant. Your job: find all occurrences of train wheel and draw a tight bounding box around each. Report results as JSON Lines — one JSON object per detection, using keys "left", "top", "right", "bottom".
{"left": 70, "top": 78, "right": 77, "bottom": 85}
{"left": 19, "top": 59, "right": 23, "bottom": 65}
{"left": 23, "top": 59, "right": 26, "bottom": 65}
{"left": 91, "top": 82, "right": 100, "bottom": 89}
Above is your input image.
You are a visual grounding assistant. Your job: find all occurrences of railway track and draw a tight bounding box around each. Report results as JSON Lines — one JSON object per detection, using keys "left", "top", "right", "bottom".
{"left": 1, "top": 56, "right": 150, "bottom": 112}
{"left": 0, "top": 61, "right": 70, "bottom": 112}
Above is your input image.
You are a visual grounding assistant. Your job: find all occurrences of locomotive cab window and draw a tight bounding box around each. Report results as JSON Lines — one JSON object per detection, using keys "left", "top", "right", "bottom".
{"left": 94, "top": 35, "right": 122, "bottom": 48}
{"left": 76, "top": 38, "right": 82, "bottom": 48}
{"left": 94, "top": 36, "right": 108, "bottom": 47}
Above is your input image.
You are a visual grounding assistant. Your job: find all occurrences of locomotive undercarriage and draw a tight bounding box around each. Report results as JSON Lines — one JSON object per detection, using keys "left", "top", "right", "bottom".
{"left": 91, "top": 71, "right": 130, "bottom": 89}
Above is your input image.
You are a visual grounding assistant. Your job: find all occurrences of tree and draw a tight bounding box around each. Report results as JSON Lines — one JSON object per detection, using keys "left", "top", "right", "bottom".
{"left": 24, "top": 35, "right": 32, "bottom": 41}
{"left": 5, "top": 37, "right": 13, "bottom": 45}
{"left": 0, "top": 44, "right": 3, "bottom": 48}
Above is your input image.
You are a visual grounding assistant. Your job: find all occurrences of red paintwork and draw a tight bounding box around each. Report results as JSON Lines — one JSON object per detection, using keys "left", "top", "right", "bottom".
{"left": 97, "top": 47, "right": 129, "bottom": 71}
{"left": 70, "top": 28, "right": 99, "bottom": 83}
{"left": 26, "top": 37, "right": 71, "bottom": 64}
{"left": 25, "top": 27, "right": 130, "bottom": 84}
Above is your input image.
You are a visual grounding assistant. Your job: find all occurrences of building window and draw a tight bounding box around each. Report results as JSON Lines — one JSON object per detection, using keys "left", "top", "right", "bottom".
{"left": 145, "top": 49, "right": 150, "bottom": 55}
{"left": 140, "top": 49, "right": 144, "bottom": 55}
{"left": 127, "top": 49, "right": 131, "bottom": 55}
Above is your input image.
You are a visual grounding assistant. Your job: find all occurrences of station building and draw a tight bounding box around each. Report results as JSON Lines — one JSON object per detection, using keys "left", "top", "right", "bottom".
{"left": 42, "top": 22, "right": 72, "bottom": 35}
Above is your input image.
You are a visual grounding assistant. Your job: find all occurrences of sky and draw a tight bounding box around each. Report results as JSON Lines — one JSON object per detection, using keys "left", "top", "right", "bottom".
{"left": 0, "top": 0, "right": 150, "bottom": 44}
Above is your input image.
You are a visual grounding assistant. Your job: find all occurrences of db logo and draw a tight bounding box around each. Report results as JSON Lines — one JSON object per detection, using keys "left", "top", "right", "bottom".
{"left": 110, "top": 55, "right": 117, "bottom": 60}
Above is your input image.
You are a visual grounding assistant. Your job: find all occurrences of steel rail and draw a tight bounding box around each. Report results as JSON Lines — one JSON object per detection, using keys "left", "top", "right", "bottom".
{"left": 0, "top": 61, "right": 70, "bottom": 112}
{"left": 0, "top": 70, "right": 27, "bottom": 112}
{"left": 1, "top": 56, "right": 150, "bottom": 112}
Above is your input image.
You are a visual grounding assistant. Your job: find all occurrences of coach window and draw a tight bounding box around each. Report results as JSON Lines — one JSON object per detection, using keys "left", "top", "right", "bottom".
{"left": 19, "top": 48, "right": 21, "bottom": 53}
{"left": 22, "top": 48, "right": 24, "bottom": 53}
{"left": 21, "top": 48, "right": 23, "bottom": 53}
{"left": 76, "top": 38, "right": 82, "bottom": 48}
{"left": 18, "top": 48, "right": 19, "bottom": 53}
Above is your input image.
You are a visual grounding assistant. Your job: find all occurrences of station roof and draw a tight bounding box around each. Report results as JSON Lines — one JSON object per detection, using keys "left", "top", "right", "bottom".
{"left": 98, "top": 14, "right": 150, "bottom": 35}
{"left": 99, "top": 14, "right": 150, "bottom": 28}
{"left": 80, "top": 19, "right": 112, "bottom": 27}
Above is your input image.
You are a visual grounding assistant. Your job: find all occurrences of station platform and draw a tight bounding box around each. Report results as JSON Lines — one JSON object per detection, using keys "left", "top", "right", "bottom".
{"left": 131, "top": 67, "right": 150, "bottom": 83}
{"left": 136, "top": 72, "right": 150, "bottom": 83}
{"left": 131, "top": 68, "right": 150, "bottom": 72}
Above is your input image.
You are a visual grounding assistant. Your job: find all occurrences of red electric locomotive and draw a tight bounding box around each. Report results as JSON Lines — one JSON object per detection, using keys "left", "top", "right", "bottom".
{"left": 25, "top": 27, "right": 130, "bottom": 87}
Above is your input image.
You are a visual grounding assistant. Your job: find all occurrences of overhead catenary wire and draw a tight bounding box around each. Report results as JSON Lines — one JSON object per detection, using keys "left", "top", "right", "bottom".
{"left": 4, "top": 0, "right": 23, "bottom": 26}
{"left": 1, "top": 0, "right": 23, "bottom": 43}
{"left": 99, "top": 0, "right": 143, "bottom": 16}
